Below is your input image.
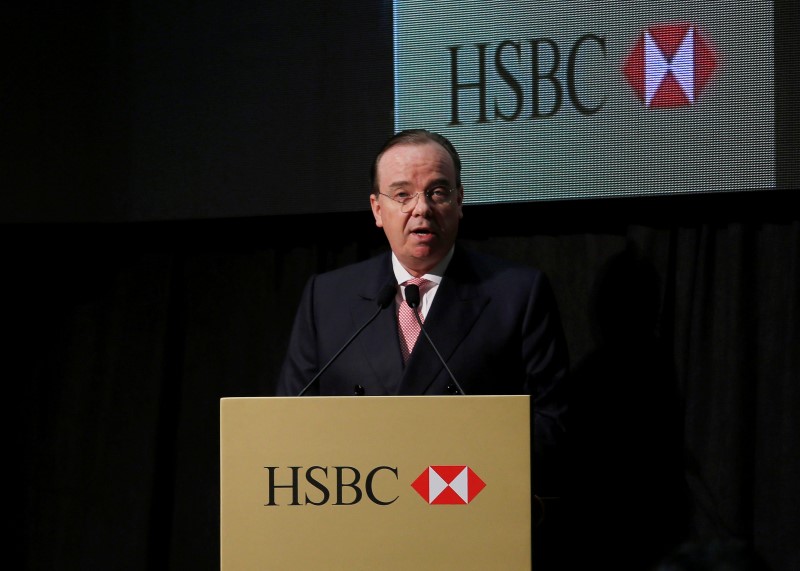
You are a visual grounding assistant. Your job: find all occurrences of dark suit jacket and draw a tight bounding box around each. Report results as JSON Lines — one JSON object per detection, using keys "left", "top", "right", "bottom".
{"left": 276, "top": 245, "right": 569, "bottom": 473}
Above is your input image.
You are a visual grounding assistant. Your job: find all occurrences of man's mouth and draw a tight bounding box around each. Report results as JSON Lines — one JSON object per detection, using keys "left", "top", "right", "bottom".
{"left": 411, "top": 228, "right": 434, "bottom": 236}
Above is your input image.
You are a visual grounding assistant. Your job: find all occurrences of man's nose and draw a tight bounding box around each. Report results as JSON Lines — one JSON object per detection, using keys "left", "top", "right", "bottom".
{"left": 409, "top": 192, "right": 432, "bottom": 216}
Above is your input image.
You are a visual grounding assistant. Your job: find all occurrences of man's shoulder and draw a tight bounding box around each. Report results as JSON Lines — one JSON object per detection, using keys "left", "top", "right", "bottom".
{"left": 455, "top": 245, "right": 545, "bottom": 281}
{"left": 453, "top": 246, "right": 559, "bottom": 314}
{"left": 309, "top": 252, "right": 393, "bottom": 293}
{"left": 318, "top": 252, "right": 388, "bottom": 278}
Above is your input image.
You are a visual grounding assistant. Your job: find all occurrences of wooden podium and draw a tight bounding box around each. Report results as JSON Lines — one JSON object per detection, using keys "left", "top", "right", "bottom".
{"left": 220, "top": 395, "right": 531, "bottom": 570}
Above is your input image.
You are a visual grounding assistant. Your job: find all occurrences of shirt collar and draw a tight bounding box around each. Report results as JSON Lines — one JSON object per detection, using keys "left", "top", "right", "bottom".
{"left": 391, "top": 246, "right": 455, "bottom": 286}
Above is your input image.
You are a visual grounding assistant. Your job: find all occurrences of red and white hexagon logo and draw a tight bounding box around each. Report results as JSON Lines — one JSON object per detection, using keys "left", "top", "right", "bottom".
{"left": 623, "top": 23, "right": 718, "bottom": 108}
{"left": 411, "top": 465, "right": 486, "bottom": 504}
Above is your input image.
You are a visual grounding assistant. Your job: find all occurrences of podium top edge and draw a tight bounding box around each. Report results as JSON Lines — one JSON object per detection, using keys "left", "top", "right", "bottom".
{"left": 220, "top": 395, "right": 530, "bottom": 402}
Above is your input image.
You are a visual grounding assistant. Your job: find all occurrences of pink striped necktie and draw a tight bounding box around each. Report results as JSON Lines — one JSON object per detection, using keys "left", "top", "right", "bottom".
{"left": 398, "top": 277, "right": 430, "bottom": 362}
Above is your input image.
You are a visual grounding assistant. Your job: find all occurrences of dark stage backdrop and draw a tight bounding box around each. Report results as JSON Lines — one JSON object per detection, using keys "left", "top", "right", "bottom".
{"left": 9, "top": 192, "right": 799, "bottom": 570}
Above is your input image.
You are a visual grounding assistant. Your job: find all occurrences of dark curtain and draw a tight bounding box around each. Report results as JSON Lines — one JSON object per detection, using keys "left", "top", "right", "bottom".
{"left": 9, "top": 193, "right": 799, "bottom": 570}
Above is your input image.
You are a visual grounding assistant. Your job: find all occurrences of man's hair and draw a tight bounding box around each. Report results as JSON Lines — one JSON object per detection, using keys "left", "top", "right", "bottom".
{"left": 370, "top": 129, "right": 462, "bottom": 194}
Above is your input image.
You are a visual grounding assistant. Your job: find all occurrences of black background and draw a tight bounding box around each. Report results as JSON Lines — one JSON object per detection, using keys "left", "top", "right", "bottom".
{"left": 5, "top": 1, "right": 393, "bottom": 222}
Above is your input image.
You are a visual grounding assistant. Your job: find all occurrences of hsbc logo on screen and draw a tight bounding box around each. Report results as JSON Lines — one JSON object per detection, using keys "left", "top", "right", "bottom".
{"left": 263, "top": 465, "right": 486, "bottom": 506}
{"left": 623, "top": 24, "right": 718, "bottom": 108}
{"left": 447, "top": 22, "right": 719, "bottom": 124}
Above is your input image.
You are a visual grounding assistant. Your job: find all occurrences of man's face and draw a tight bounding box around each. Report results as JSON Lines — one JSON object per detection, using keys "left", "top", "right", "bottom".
{"left": 370, "top": 141, "right": 464, "bottom": 276}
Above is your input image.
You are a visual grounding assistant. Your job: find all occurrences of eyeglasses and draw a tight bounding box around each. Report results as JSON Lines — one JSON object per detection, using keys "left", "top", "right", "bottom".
{"left": 377, "top": 186, "right": 457, "bottom": 213}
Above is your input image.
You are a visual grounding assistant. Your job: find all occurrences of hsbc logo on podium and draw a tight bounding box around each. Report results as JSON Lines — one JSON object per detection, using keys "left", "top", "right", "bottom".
{"left": 623, "top": 23, "right": 719, "bottom": 108}
{"left": 263, "top": 464, "right": 487, "bottom": 506}
{"left": 411, "top": 465, "right": 487, "bottom": 505}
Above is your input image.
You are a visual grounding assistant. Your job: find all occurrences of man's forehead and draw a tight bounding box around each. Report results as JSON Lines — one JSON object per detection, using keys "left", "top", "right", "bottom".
{"left": 377, "top": 141, "right": 455, "bottom": 180}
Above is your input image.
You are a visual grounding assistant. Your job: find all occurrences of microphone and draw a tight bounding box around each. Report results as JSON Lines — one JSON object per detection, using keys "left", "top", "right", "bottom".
{"left": 298, "top": 283, "right": 396, "bottom": 396}
{"left": 405, "top": 284, "right": 466, "bottom": 395}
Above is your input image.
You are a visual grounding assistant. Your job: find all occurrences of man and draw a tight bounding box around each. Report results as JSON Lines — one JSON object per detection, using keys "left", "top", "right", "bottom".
{"left": 276, "top": 129, "right": 568, "bottom": 482}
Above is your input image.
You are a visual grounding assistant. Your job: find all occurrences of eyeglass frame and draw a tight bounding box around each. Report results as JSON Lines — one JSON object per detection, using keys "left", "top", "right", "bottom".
{"left": 375, "top": 186, "right": 459, "bottom": 213}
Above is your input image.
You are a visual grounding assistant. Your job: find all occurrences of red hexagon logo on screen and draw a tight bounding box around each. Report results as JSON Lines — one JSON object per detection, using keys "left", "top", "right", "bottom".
{"left": 623, "top": 23, "right": 718, "bottom": 108}
{"left": 411, "top": 465, "right": 486, "bottom": 504}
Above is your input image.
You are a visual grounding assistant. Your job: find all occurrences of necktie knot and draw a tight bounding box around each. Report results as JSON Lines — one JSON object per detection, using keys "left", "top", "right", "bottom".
{"left": 404, "top": 276, "right": 430, "bottom": 295}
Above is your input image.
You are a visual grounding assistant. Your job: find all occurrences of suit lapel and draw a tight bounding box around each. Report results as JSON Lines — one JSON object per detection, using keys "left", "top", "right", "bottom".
{"left": 351, "top": 254, "right": 404, "bottom": 394}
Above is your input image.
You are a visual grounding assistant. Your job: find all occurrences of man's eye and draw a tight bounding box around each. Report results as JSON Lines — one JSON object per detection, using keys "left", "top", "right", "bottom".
{"left": 430, "top": 187, "right": 449, "bottom": 197}
{"left": 394, "top": 192, "right": 411, "bottom": 200}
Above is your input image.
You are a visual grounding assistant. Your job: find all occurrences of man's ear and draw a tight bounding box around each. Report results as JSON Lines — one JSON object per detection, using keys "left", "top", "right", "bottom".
{"left": 370, "top": 193, "right": 384, "bottom": 228}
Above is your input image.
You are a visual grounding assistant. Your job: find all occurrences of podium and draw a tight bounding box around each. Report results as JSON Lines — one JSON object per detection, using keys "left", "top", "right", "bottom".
{"left": 220, "top": 395, "right": 531, "bottom": 570}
